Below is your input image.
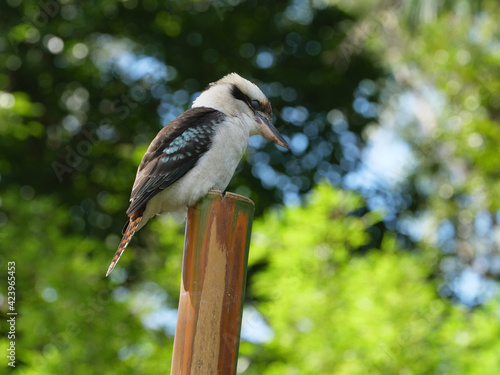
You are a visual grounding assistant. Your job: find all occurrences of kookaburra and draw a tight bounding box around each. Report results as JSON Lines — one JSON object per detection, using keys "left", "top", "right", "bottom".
{"left": 106, "top": 73, "right": 289, "bottom": 276}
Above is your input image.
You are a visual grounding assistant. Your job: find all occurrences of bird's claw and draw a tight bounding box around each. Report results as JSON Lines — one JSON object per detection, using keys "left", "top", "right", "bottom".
{"left": 208, "top": 189, "right": 223, "bottom": 196}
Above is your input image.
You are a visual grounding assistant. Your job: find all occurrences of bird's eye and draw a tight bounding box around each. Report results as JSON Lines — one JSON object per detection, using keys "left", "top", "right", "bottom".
{"left": 251, "top": 100, "right": 260, "bottom": 110}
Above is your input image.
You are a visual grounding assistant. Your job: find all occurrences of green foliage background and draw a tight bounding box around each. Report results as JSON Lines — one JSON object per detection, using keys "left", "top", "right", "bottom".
{"left": 1, "top": 0, "right": 500, "bottom": 373}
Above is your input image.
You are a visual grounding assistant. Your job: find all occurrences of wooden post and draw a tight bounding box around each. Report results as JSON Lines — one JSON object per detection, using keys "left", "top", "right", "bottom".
{"left": 171, "top": 191, "right": 254, "bottom": 375}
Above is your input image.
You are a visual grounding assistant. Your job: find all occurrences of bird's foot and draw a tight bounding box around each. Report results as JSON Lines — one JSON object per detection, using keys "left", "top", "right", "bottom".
{"left": 208, "top": 189, "right": 223, "bottom": 196}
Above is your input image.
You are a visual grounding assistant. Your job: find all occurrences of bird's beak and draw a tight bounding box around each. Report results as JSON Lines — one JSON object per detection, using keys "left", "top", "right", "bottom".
{"left": 255, "top": 113, "right": 290, "bottom": 150}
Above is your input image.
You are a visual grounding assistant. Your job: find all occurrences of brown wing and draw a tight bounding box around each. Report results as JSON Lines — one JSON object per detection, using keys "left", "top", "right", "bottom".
{"left": 126, "top": 107, "right": 225, "bottom": 216}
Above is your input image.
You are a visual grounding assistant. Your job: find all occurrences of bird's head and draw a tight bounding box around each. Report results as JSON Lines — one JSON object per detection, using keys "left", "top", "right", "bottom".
{"left": 193, "top": 73, "right": 290, "bottom": 149}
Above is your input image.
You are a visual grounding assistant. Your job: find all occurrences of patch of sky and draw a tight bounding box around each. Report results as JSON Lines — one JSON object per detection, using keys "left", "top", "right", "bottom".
{"left": 281, "top": 106, "right": 309, "bottom": 126}
{"left": 255, "top": 50, "right": 274, "bottom": 69}
{"left": 284, "top": 0, "right": 314, "bottom": 25}
{"left": 447, "top": 267, "right": 498, "bottom": 307}
{"left": 92, "top": 35, "right": 176, "bottom": 85}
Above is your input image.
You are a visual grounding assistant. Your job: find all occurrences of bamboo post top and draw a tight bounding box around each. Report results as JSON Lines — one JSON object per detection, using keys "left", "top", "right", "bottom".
{"left": 171, "top": 190, "right": 255, "bottom": 375}
{"left": 206, "top": 190, "right": 255, "bottom": 205}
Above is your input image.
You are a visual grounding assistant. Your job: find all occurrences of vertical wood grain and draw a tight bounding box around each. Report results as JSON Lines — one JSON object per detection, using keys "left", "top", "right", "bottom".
{"left": 171, "top": 191, "right": 254, "bottom": 375}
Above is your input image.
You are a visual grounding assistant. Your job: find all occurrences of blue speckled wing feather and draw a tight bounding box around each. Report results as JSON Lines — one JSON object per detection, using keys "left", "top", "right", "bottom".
{"left": 126, "top": 107, "right": 225, "bottom": 216}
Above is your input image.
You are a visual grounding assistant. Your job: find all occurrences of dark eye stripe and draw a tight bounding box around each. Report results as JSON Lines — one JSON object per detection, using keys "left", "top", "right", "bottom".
{"left": 231, "top": 84, "right": 260, "bottom": 112}
{"left": 231, "top": 84, "right": 250, "bottom": 103}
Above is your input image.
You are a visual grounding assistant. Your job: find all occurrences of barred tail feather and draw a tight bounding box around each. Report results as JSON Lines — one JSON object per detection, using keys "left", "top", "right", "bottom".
{"left": 106, "top": 211, "right": 143, "bottom": 277}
